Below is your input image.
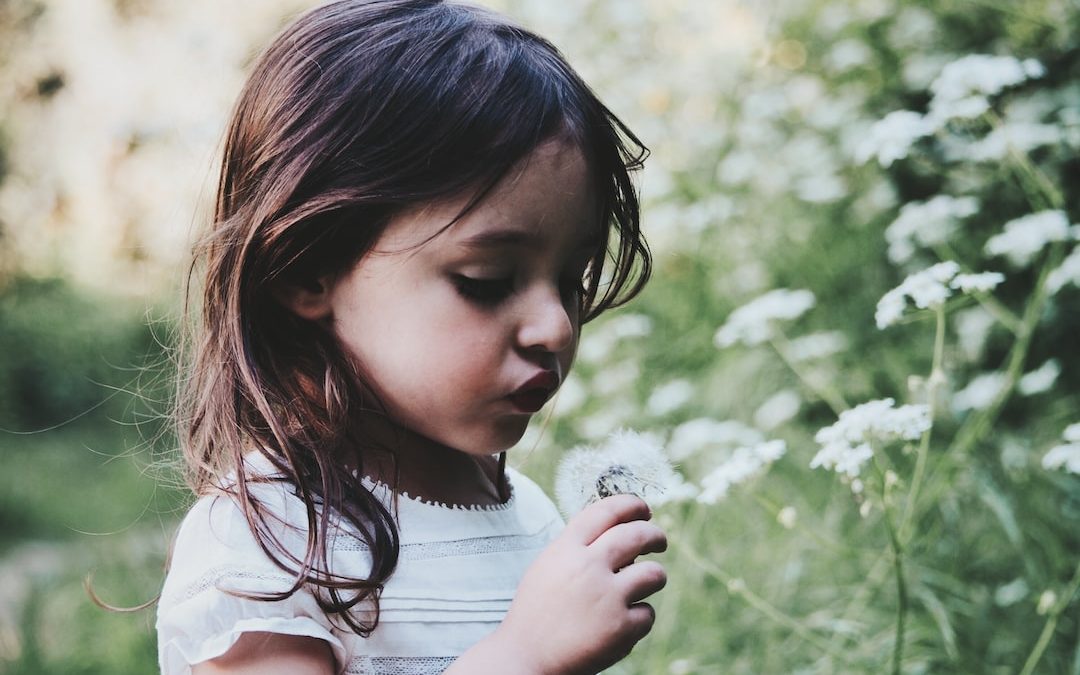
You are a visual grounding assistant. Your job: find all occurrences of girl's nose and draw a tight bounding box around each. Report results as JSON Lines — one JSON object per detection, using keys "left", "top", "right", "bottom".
{"left": 516, "top": 287, "right": 576, "bottom": 355}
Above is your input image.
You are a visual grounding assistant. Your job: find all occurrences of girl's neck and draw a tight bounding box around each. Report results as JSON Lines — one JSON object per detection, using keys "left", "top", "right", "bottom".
{"left": 356, "top": 413, "right": 507, "bottom": 508}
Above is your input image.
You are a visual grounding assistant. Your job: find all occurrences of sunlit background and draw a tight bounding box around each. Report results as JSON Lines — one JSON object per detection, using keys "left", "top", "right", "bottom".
{"left": 2, "top": 0, "right": 1079, "bottom": 673}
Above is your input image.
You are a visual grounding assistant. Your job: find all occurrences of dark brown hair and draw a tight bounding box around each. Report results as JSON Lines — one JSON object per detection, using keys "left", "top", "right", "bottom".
{"left": 178, "top": 0, "right": 651, "bottom": 635}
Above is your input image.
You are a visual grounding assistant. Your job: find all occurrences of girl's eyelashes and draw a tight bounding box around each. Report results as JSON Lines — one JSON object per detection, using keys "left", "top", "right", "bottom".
{"left": 452, "top": 274, "right": 515, "bottom": 305}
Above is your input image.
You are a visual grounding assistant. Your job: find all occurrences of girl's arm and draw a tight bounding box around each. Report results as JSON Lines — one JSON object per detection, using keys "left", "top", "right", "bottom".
{"left": 191, "top": 632, "right": 335, "bottom": 675}
{"left": 445, "top": 494, "right": 668, "bottom": 675}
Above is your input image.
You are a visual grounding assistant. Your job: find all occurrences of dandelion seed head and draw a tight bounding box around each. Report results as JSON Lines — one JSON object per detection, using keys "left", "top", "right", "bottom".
{"left": 554, "top": 429, "right": 678, "bottom": 517}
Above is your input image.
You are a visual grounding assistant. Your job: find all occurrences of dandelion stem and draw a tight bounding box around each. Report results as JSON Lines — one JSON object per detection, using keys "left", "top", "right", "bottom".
{"left": 768, "top": 330, "right": 849, "bottom": 415}
{"left": 673, "top": 535, "right": 857, "bottom": 664}
{"left": 898, "top": 306, "right": 945, "bottom": 544}
{"left": 1019, "top": 559, "right": 1080, "bottom": 675}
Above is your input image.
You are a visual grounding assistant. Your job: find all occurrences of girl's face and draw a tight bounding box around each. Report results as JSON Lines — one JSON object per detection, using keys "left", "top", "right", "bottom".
{"left": 324, "top": 140, "right": 598, "bottom": 457}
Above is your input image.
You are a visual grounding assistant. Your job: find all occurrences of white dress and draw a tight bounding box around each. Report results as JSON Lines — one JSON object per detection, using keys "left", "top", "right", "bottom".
{"left": 156, "top": 455, "right": 564, "bottom": 675}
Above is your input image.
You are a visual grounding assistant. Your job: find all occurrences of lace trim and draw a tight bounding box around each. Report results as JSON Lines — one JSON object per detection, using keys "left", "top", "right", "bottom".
{"left": 345, "top": 655, "right": 456, "bottom": 675}
{"left": 175, "top": 565, "right": 297, "bottom": 601}
{"left": 335, "top": 528, "right": 554, "bottom": 560}
{"left": 359, "top": 474, "right": 517, "bottom": 513}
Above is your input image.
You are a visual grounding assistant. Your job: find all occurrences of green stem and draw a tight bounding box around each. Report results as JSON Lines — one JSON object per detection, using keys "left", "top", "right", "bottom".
{"left": 899, "top": 306, "right": 945, "bottom": 544}
{"left": 769, "top": 330, "right": 849, "bottom": 415}
{"left": 918, "top": 242, "right": 1063, "bottom": 511}
{"left": 1019, "top": 559, "right": 1080, "bottom": 675}
{"left": 876, "top": 464, "right": 908, "bottom": 675}
{"left": 673, "top": 536, "right": 856, "bottom": 664}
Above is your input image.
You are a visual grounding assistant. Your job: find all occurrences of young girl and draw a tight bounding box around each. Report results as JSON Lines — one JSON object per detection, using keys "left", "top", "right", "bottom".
{"left": 156, "top": 1, "right": 666, "bottom": 673}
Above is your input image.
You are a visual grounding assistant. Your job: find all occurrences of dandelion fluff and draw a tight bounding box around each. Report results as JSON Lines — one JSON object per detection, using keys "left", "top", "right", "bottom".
{"left": 554, "top": 429, "right": 679, "bottom": 517}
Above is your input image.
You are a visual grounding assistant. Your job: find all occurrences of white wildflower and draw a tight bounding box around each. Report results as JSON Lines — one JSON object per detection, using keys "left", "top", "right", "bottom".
{"left": 1043, "top": 423, "right": 1080, "bottom": 475}
{"left": 811, "top": 398, "right": 931, "bottom": 478}
{"left": 646, "top": 379, "right": 695, "bottom": 416}
{"left": 994, "top": 578, "right": 1029, "bottom": 607}
{"left": 855, "top": 110, "right": 935, "bottom": 167}
{"left": 950, "top": 271, "right": 1005, "bottom": 293}
{"left": 787, "top": 331, "right": 848, "bottom": 361}
{"left": 1064, "top": 423, "right": 1080, "bottom": 443}
{"left": 753, "top": 389, "right": 802, "bottom": 431}
{"left": 554, "top": 429, "right": 679, "bottom": 516}
{"left": 669, "top": 659, "right": 695, "bottom": 675}
{"left": 667, "top": 418, "right": 764, "bottom": 461}
{"left": 1037, "top": 590, "right": 1057, "bottom": 615}
{"left": 928, "top": 55, "right": 1045, "bottom": 123}
{"left": 1047, "top": 245, "right": 1080, "bottom": 294}
{"left": 954, "top": 307, "right": 996, "bottom": 361}
{"left": 696, "top": 440, "right": 787, "bottom": 504}
{"left": 715, "top": 288, "right": 816, "bottom": 347}
{"left": 985, "top": 210, "right": 1071, "bottom": 267}
{"left": 776, "top": 506, "right": 798, "bottom": 529}
{"left": 961, "top": 122, "right": 1063, "bottom": 162}
{"left": 875, "top": 261, "right": 960, "bottom": 328}
{"left": 952, "top": 372, "right": 1007, "bottom": 412}
{"left": 1018, "top": 360, "right": 1060, "bottom": 396}
{"left": 885, "top": 195, "right": 979, "bottom": 264}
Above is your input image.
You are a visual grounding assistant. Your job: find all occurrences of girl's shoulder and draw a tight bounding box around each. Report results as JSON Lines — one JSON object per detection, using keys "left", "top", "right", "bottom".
{"left": 157, "top": 459, "right": 352, "bottom": 674}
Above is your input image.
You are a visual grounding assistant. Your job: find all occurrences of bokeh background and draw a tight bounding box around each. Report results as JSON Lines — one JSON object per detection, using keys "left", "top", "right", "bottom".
{"left": 2, "top": 0, "right": 1079, "bottom": 673}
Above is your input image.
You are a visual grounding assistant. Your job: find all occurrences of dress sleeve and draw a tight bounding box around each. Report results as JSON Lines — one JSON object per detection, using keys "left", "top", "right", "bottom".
{"left": 156, "top": 485, "right": 350, "bottom": 674}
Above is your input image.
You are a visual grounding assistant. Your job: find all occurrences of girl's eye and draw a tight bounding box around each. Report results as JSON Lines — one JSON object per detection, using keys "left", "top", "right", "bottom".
{"left": 453, "top": 275, "right": 515, "bottom": 305}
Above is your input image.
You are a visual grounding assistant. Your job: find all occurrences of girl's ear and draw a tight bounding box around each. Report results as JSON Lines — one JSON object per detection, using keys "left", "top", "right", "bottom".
{"left": 273, "top": 277, "right": 334, "bottom": 321}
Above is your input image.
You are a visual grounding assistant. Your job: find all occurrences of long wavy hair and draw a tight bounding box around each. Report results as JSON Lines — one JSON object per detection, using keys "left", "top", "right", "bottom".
{"left": 177, "top": 0, "right": 651, "bottom": 636}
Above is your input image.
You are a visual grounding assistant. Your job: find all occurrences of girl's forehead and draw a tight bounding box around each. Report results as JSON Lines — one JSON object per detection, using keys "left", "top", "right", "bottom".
{"left": 378, "top": 142, "right": 601, "bottom": 253}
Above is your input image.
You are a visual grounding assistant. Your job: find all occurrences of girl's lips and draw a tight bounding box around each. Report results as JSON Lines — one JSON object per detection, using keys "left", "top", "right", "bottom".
{"left": 509, "top": 371, "right": 559, "bottom": 413}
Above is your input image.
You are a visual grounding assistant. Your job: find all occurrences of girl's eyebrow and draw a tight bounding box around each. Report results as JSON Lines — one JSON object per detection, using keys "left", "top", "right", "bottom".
{"left": 459, "top": 228, "right": 602, "bottom": 251}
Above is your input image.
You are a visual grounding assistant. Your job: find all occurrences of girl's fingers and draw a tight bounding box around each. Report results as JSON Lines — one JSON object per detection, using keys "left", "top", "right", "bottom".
{"left": 562, "top": 494, "right": 652, "bottom": 546}
{"left": 619, "top": 560, "right": 667, "bottom": 604}
{"left": 591, "top": 519, "right": 667, "bottom": 569}
{"left": 626, "top": 602, "right": 657, "bottom": 640}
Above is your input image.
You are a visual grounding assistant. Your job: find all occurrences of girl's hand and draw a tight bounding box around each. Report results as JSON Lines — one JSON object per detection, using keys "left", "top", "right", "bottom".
{"left": 496, "top": 494, "right": 668, "bottom": 675}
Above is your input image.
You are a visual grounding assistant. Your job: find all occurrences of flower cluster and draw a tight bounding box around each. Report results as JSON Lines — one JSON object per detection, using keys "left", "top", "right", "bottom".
{"left": 875, "top": 261, "right": 1005, "bottom": 328}
{"left": 928, "top": 54, "right": 1045, "bottom": 122}
{"left": 856, "top": 54, "right": 1046, "bottom": 167}
{"left": 554, "top": 429, "right": 680, "bottom": 517}
{"left": 811, "top": 399, "right": 931, "bottom": 478}
{"left": 714, "top": 288, "right": 815, "bottom": 347}
{"left": 1042, "top": 424, "right": 1080, "bottom": 475}
{"left": 984, "top": 210, "right": 1075, "bottom": 267}
{"left": 697, "top": 440, "right": 787, "bottom": 504}
{"left": 884, "top": 195, "right": 979, "bottom": 264}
